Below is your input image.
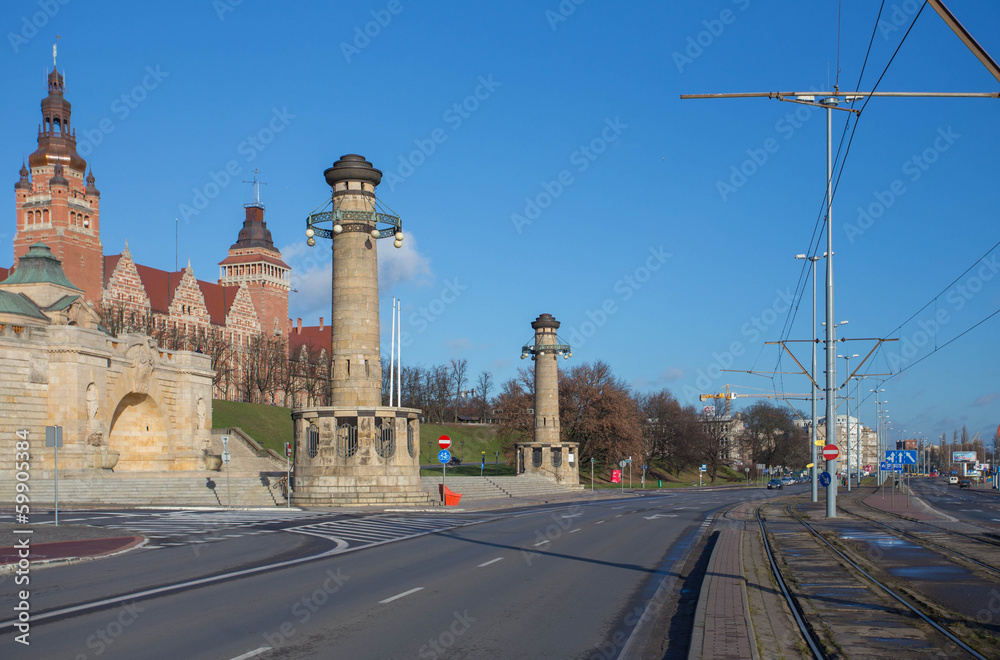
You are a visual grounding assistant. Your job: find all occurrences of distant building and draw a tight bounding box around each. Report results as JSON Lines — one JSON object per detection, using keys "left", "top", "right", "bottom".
{"left": 6, "top": 64, "right": 330, "bottom": 400}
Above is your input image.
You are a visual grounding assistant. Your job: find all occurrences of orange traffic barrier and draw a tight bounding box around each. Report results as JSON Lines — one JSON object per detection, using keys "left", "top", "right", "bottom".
{"left": 438, "top": 484, "right": 462, "bottom": 505}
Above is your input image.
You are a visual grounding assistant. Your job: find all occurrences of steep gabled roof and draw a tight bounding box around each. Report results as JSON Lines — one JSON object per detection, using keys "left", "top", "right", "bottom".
{"left": 289, "top": 324, "right": 331, "bottom": 355}
{"left": 198, "top": 281, "right": 240, "bottom": 326}
{"left": 133, "top": 264, "right": 185, "bottom": 314}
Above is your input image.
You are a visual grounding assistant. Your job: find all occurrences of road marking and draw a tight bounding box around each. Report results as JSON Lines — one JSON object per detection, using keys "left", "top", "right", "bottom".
{"left": 228, "top": 646, "right": 271, "bottom": 660}
{"left": 478, "top": 557, "right": 503, "bottom": 567}
{"left": 643, "top": 514, "right": 677, "bottom": 520}
{"left": 615, "top": 514, "right": 623, "bottom": 518}
{"left": 561, "top": 513, "right": 583, "bottom": 519}
{"left": 224, "top": 534, "right": 244, "bottom": 538}
{"left": 569, "top": 528, "right": 581, "bottom": 534}
{"left": 595, "top": 521, "right": 605, "bottom": 525}
{"left": 379, "top": 587, "right": 424, "bottom": 604}
{"left": 533, "top": 539, "right": 551, "bottom": 547}
{"left": 611, "top": 506, "right": 625, "bottom": 510}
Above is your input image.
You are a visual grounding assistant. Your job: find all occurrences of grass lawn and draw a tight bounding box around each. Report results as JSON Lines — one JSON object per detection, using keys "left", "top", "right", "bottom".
{"left": 418, "top": 423, "right": 502, "bottom": 465}
{"left": 212, "top": 400, "right": 293, "bottom": 455}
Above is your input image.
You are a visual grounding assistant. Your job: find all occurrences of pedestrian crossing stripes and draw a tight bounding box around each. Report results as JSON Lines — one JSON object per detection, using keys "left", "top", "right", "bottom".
{"left": 86, "top": 510, "right": 334, "bottom": 547}
{"left": 287, "top": 516, "right": 480, "bottom": 552}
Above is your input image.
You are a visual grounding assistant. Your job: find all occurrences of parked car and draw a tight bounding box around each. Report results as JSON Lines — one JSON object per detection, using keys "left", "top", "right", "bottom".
{"left": 959, "top": 479, "right": 972, "bottom": 489}
{"left": 948, "top": 476, "right": 959, "bottom": 484}
{"left": 447, "top": 457, "right": 462, "bottom": 467}
{"left": 767, "top": 478, "right": 783, "bottom": 490}
{"left": 781, "top": 477, "right": 795, "bottom": 486}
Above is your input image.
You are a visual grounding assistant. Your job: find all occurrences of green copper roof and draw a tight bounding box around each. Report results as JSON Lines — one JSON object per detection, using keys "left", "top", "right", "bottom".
{"left": 0, "top": 290, "right": 47, "bottom": 320}
{"left": 46, "top": 294, "right": 80, "bottom": 312}
{"left": 1, "top": 243, "right": 82, "bottom": 291}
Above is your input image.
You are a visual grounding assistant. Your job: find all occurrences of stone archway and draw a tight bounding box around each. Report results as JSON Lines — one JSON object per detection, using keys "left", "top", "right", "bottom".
{"left": 108, "top": 393, "right": 170, "bottom": 471}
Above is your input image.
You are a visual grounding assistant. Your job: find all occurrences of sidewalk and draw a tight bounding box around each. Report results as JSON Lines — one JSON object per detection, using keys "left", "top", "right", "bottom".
{"left": 688, "top": 527, "right": 756, "bottom": 660}
{"left": 861, "top": 483, "right": 936, "bottom": 520}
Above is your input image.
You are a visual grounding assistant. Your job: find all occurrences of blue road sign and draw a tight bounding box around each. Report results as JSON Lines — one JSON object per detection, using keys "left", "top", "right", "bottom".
{"left": 884, "top": 450, "right": 917, "bottom": 465}
{"left": 819, "top": 471, "right": 832, "bottom": 487}
{"left": 438, "top": 449, "right": 452, "bottom": 464}
{"left": 879, "top": 461, "right": 888, "bottom": 471}
{"left": 894, "top": 465, "right": 904, "bottom": 473}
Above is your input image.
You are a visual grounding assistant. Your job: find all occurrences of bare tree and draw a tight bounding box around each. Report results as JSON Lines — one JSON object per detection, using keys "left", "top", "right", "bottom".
{"left": 477, "top": 370, "right": 494, "bottom": 422}
{"left": 450, "top": 358, "right": 468, "bottom": 422}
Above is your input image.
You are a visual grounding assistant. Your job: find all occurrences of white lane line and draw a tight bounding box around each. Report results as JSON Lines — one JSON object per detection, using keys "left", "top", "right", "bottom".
{"left": 224, "top": 535, "right": 244, "bottom": 538}
{"left": 611, "top": 506, "right": 625, "bottom": 510}
{"left": 478, "top": 557, "right": 503, "bottom": 567}
{"left": 595, "top": 521, "right": 605, "bottom": 525}
{"left": 569, "top": 528, "right": 581, "bottom": 534}
{"left": 533, "top": 540, "right": 551, "bottom": 547}
{"left": 228, "top": 646, "right": 272, "bottom": 660}
{"left": 615, "top": 514, "right": 623, "bottom": 518}
{"left": 379, "top": 587, "right": 424, "bottom": 604}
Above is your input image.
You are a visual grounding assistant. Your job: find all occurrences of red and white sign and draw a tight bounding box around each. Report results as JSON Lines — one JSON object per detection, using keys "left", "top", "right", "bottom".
{"left": 438, "top": 435, "right": 452, "bottom": 450}
{"left": 610, "top": 469, "right": 622, "bottom": 484}
{"left": 822, "top": 444, "right": 840, "bottom": 461}
{"left": 285, "top": 442, "right": 291, "bottom": 458}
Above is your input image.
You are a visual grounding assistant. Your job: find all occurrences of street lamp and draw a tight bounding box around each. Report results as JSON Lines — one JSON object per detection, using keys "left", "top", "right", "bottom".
{"left": 838, "top": 353, "right": 859, "bottom": 490}
{"left": 796, "top": 252, "right": 824, "bottom": 502}
{"left": 871, "top": 388, "right": 885, "bottom": 482}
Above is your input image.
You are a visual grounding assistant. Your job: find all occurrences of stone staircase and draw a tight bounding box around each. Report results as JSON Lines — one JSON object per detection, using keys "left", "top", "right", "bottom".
{"left": 19, "top": 472, "right": 288, "bottom": 508}
{"left": 420, "top": 475, "right": 583, "bottom": 501}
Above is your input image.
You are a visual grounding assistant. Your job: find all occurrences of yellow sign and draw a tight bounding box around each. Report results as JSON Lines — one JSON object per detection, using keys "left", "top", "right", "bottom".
{"left": 806, "top": 463, "right": 814, "bottom": 468}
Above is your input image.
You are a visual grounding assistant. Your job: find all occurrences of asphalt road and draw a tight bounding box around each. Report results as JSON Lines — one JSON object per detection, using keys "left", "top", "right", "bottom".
{"left": 0, "top": 487, "right": 793, "bottom": 659}
{"left": 907, "top": 476, "right": 1000, "bottom": 528}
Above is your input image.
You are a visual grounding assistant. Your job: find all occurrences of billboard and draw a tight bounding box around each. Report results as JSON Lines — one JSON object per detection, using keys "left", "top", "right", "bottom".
{"left": 953, "top": 451, "right": 977, "bottom": 462}
{"left": 904, "top": 439, "right": 918, "bottom": 450}
{"left": 610, "top": 469, "right": 621, "bottom": 484}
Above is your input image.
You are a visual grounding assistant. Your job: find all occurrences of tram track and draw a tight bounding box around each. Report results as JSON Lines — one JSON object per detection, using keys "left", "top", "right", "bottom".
{"left": 754, "top": 501, "right": 990, "bottom": 659}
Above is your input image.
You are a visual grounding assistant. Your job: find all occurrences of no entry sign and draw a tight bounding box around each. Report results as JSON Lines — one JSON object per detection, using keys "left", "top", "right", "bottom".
{"left": 822, "top": 444, "right": 840, "bottom": 461}
{"left": 438, "top": 435, "right": 452, "bottom": 450}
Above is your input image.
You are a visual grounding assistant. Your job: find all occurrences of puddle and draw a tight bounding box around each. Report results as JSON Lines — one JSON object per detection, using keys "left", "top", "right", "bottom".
{"left": 869, "top": 637, "right": 929, "bottom": 648}
{"left": 887, "top": 565, "right": 968, "bottom": 581}
{"left": 838, "top": 532, "right": 918, "bottom": 549}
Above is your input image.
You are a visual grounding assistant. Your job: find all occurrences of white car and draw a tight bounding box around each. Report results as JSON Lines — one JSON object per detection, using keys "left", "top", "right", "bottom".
{"left": 948, "top": 476, "right": 959, "bottom": 485}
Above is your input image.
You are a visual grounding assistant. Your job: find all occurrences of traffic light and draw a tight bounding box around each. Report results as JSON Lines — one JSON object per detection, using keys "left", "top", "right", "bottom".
{"left": 896, "top": 441, "right": 903, "bottom": 450}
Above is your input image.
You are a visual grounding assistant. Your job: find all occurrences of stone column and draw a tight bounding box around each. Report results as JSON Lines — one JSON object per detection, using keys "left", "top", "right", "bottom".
{"left": 325, "top": 154, "right": 382, "bottom": 408}
{"left": 532, "top": 313, "right": 562, "bottom": 444}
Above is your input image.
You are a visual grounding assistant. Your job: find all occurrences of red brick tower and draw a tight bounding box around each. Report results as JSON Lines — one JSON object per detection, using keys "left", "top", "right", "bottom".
{"left": 218, "top": 191, "right": 290, "bottom": 337}
{"left": 13, "top": 66, "right": 104, "bottom": 303}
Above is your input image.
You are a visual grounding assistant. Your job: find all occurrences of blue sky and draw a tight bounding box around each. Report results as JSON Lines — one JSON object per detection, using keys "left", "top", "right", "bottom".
{"left": 2, "top": 0, "right": 998, "bottom": 449}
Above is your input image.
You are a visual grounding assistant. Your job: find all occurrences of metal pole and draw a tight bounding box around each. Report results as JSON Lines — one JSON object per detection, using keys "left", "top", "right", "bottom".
{"left": 54, "top": 428, "right": 59, "bottom": 527}
{"left": 823, "top": 98, "right": 838, "bottom": 518}
{"left": 811, "top": 256, "right": 818, "bottom": 502}
{"left": 286, "top": 449, "right": 290, "bottom": 508}
{"left": 226, "top": 456, "right": 231, "bottom": 509}
{"left": 389, "top": 296, "right": 395, "bottom": 406}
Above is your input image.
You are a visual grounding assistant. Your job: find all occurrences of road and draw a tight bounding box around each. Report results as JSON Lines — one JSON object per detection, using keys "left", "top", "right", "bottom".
{"left": 907, "top": 476, "right": 1000, "bottom": 528}
{"left": 0, "top": 487, "right": 797, "bottom": 659}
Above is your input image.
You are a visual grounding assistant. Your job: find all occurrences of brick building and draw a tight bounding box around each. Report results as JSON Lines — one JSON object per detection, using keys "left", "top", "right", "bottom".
{"left": 4, "top": 65, "right": 329, "bottom": 402}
